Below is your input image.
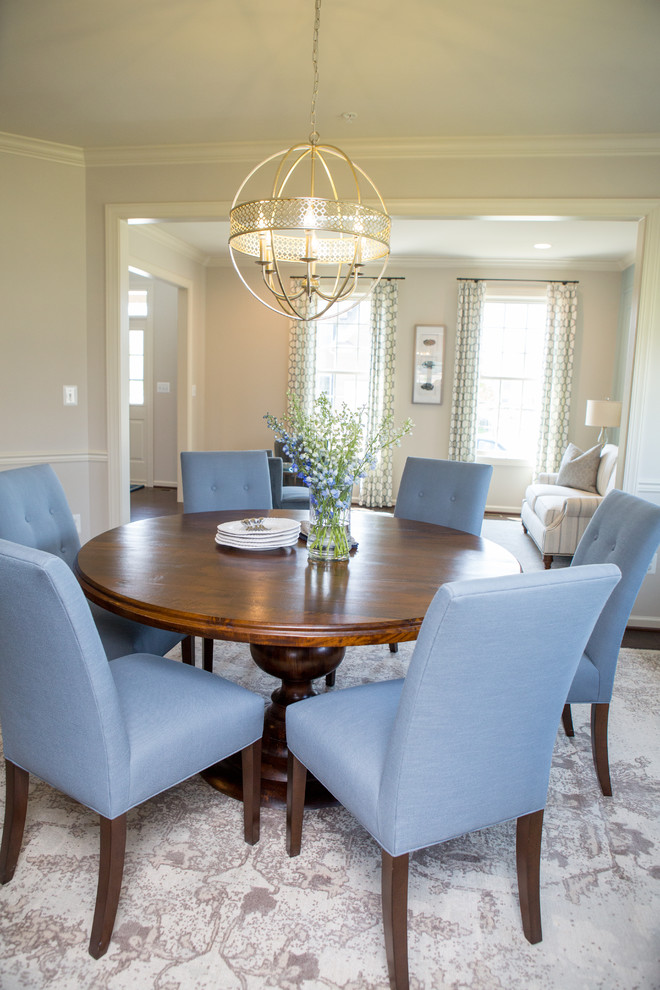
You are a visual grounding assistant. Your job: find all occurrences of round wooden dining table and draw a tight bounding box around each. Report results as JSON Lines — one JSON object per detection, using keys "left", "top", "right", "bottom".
{"left": 75, "top": 508, "right": 521, "bottom": 806}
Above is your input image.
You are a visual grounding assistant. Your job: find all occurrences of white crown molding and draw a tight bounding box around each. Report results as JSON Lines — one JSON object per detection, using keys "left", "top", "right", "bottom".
{"left": 83, "top": 134, "right": 660, "bottom": 168}
{"left": 0, "top": 131, "right": 85, "bottom": 166}
{"left": 3, "top": 131, "right": 660, "bottom": 169}
{"left": 384, "top": 256, "right": 631, "bottom": 272}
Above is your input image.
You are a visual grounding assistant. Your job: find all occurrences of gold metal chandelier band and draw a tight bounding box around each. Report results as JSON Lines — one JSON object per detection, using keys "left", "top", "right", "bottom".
{"left": 229, "top": 197, "right": 391, "bottom": 264}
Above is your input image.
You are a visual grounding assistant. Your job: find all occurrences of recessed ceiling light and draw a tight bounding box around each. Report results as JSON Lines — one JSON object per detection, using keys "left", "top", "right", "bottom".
{"left": 534, "top": 242, "right": 552, "bottom": 250}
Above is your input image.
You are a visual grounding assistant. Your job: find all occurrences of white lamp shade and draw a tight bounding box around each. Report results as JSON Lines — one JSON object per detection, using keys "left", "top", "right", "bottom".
{"left": 585, "top": 399, "right": 622, "bottom": 428}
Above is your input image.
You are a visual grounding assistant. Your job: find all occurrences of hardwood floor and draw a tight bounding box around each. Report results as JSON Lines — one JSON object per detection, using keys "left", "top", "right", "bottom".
{"left": 129, "top": 486, "right": 660, "bottom": 650}
{"left": 130, "top": 485, "right": 182, "bottom": 520}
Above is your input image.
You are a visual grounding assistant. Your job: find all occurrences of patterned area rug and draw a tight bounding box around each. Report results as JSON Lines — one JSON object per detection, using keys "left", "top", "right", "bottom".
{"left": 0, "top": 638, "right": 658, "bottom": 990}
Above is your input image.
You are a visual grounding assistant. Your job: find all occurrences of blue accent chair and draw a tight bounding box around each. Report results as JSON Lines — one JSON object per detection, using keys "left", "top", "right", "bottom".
{"left": 180, "top": 450, "right": 274, "bottom": 671}
{"left": 561, "top": 489, "right": 660, "bottom": 795}
{"left": 0, "top": 464, "right": 187, "bottom": 661}
{"left": 180, "top": 449, "right": 273, "bottom": 513}
{"left": 0, "top": 538, "right": 264, "bottom": 959}
{"left": 286, "top": 565, "right": 620, "bottom": 990}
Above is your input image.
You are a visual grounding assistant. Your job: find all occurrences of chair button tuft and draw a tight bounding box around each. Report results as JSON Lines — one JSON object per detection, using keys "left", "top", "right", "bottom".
{"left": 417, "top": 490, "right": 424, "bottom": 498}
{"left": 450, "top": 495, "right": 457, "bottom": 502}
{"left": 211, "top": 484, "right": 217, "bottom": 491}
{"left": 25, "top": 515, "right": 30, "bottom": 523}
{"left": 243, "top": 484, "right": 249, "bottom": 491}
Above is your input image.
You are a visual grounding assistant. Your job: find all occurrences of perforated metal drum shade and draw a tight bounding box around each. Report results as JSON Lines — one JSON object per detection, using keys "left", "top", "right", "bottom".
{"left": 228, "top": 141, "right": 391, "bottom": 320}
{"left": 229, "top": 198, "right": 390, "bottom": 264}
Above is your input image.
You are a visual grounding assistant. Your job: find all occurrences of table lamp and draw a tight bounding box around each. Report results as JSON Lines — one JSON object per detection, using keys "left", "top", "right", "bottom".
{"left": 585, "top": 399, "right": 621, "bottom": 445}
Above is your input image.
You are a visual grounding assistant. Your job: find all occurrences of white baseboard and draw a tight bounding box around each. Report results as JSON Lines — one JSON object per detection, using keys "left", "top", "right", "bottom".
{"left": 628, "top": 614, "right": 660, "bottom": 630}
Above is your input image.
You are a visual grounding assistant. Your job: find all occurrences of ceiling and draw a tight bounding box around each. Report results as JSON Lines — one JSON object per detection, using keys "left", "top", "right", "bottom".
{"left": 2, "top": 0, "right": 654, "bottom": 265}
{"left": 1, "top": 0, "right": 659, "bottom": 148}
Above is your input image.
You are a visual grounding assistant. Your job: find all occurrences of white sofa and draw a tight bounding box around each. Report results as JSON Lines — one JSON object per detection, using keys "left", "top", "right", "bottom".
{"left": 521, "top": 444, "right": 618, "bottom": 568}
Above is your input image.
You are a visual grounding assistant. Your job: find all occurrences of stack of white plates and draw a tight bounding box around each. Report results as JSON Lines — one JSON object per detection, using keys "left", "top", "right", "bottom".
{"left": 215, "top": 517, "right": 301, "bottom": 551}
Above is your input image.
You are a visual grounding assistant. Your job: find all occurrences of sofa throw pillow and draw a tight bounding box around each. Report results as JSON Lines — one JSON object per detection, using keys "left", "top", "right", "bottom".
{"left": 556, "top": 442, "right": 602, "bottom": 493}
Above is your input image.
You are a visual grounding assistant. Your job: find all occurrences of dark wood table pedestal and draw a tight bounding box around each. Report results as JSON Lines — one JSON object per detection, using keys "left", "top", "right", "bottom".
{"left": 203, "top": 643, "right": 346, "bottom": 806}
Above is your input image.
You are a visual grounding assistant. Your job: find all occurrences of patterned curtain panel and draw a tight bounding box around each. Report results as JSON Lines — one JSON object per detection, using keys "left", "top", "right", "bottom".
{"left": 358, "top": 280, "right": 400, "bottom": 508}
{"left": 536, "top": 283, "right": 578, "bottom": 476}
{"left": 286, "top": 281, "right": 318, "bottom": 419}
{"left": 448, "top": 279, "right": 486, "bottom": 461}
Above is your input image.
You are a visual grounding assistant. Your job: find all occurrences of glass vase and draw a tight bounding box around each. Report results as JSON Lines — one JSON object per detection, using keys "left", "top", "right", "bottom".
{"left": 307, "top": 492, "right": 352, "bottom": 562}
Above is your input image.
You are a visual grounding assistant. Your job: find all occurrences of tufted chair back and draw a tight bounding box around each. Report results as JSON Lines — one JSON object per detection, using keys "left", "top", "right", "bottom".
{"left": 180, "top": 450, "right": 273, "bottom": 513}
{"left": 570, "top": 489, "right": 660, "bottom": 701}
{"left": 394, "top": 457, "right": 493, "bottom": 535}
{"left": 0, "top": 464, "right": 81, "bottom": 568}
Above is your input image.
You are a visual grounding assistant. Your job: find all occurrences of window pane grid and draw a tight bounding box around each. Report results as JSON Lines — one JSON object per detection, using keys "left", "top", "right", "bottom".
{"left": 128, "top": 326, "right": 145, "bottom": 406}
{"left": 315, "top": 298, "right": 372, "bottom": 411}
{"left": 477, "top": 298, "right": 546, "bottom": 458}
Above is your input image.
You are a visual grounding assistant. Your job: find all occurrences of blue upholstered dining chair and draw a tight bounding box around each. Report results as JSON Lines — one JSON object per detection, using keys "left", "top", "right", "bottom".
{"left": 180, "top": 449, "right": 274, "bottom": 671}
{"left": 381, "top": 456, "right": 494, "bottom": 659}
{"left": 0, "top": 538, "right": 264, "bottom": 959}
{"left": 180, "top": 449, "right": 273, "bottom": 513}
{"left": 268, "top": 456, "right": 311, "bottom": 510}
{"left": 0, "top": 464, "right": 187, "bottom": 661}
{"left": 561, "top": 489, "right": 660, "bottom": 796}
{"left": 394, "top": 456, "right": 493, "bottom": 533}
{"left": 286, "top": 565, "right": 620, "bottom": 990}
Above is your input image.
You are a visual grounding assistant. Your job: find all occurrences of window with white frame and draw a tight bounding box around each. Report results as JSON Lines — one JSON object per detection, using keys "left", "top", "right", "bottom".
{"left": 476, "top": 292, "right": 547, "bottom": 459}
{"left": 314, "top": 298, "right": 372, "bottom": 411}
{"left": 128, "top": 289, "right": 147, "bottom": 406}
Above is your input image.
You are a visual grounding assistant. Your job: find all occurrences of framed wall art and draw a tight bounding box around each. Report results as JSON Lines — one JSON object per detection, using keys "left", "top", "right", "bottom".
{"left": 412, "top": 325, "right": 445, "bottom": 404}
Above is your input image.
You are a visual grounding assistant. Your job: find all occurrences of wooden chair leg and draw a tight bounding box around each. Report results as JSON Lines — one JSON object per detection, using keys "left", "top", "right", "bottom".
{"left": 181, "top": 635, "right": 195, "bottom": 665}
{"left": 202, "top": 637, "right": 214, "bottom": 673}
{"left": 88, "top": 814, "right": 127, "bottom": 959}
{"left": 591, "top": 703, "right": 612, "bottom": 797}
{"left": 382, "top": 850, "right": 410, "bottom": 990}
{"left": 561, "top": 703, "right": 575, "bottom": 737}
{"left": 516, "top": 809, "right": 544, "bottom": 944}
{"left": 325, "top": 670, "right": 336, "bottom": 688}
{"left": 542, "top": 554, "right": 553, "bottom": 569}
{"left": 0, "top": 760, "right": 29, "bottom": 885}
{"left": 286, "top": 752, "right": 307, "bottom": 857}
{"left": 241, "top": 740, "right": 262, "bottom": 845}
{"left": 389, "top": 643, "right": 399, "bottom": 654}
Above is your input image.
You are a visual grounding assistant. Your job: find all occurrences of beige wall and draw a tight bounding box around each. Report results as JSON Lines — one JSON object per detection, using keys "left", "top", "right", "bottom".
{"left": 1, "top": 136, "right": 659, "bottom": 620}
{"left": 0, "top": 147, "right": 93, "bottom": 535}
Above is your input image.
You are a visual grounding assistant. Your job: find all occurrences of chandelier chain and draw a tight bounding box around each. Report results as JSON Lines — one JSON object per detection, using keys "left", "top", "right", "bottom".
{"left": 309, "top": 0, "right": 321, "bottom": 145}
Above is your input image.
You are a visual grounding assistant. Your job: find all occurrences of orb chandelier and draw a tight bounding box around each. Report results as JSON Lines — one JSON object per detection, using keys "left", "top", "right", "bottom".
{"left": 229, "top": 0, "right": 391, "bottom": 322}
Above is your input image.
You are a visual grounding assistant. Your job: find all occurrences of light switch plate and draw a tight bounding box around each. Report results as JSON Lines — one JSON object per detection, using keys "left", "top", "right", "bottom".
{"left": 63, "top": 385, "right": 78, "bottom": 405}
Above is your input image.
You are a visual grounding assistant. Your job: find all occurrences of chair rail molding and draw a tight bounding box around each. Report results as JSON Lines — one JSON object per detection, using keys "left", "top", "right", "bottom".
{"left": 0, "top": 451, "right": 107, "bottom": 469}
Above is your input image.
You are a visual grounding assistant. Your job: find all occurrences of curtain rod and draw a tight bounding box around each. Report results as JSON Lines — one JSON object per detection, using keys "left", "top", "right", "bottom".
{"left": 315, "top": 275, "right": 405, "bottom": 281}
{"left": 457, "top": 277, "right": 579, "bottom": 284}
